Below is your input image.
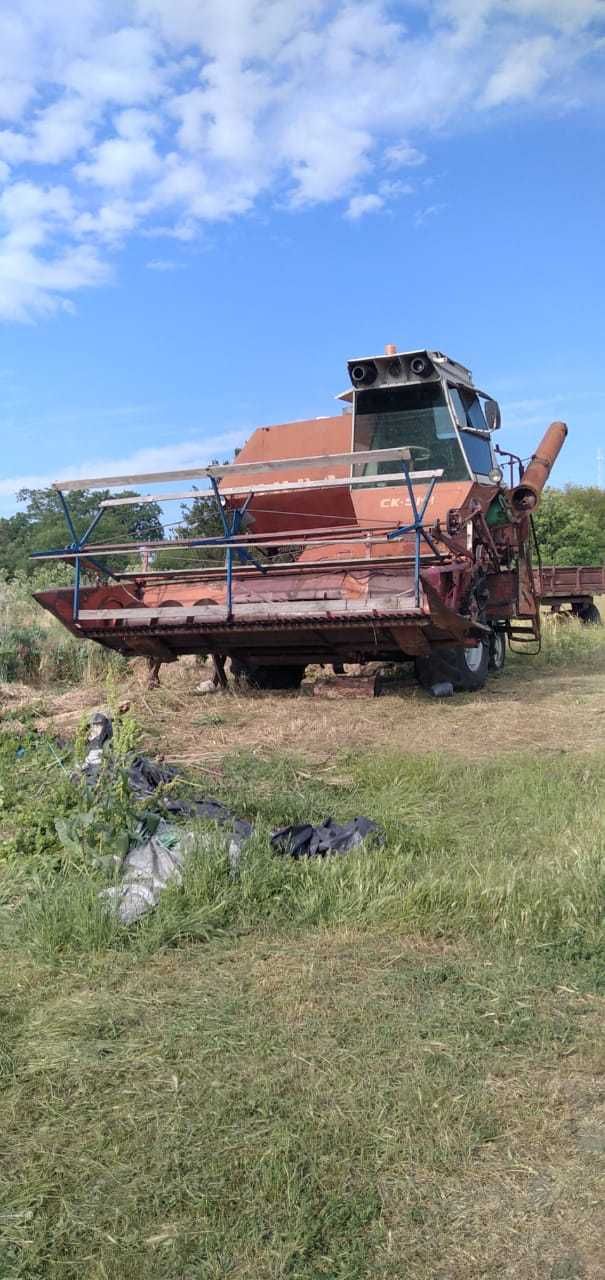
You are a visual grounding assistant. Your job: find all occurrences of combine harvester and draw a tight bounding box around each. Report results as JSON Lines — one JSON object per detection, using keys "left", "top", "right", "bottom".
{"left": 35, "top": 344, "right": 590, "bottom": 695}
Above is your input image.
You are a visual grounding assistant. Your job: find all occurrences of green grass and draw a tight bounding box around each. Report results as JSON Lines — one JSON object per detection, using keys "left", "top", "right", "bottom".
{"left": 517, "top": 602, "right": 605, "bottom": 669}
{"left": 3, "top": 740, "right": 605, "bottom": 960}
{"left": 1, "top": 930, "right": 603, "bottom": 1279}
{"left": 0, "top": 569, "right": 128, "bottom": 686}
{"left": 1, "top": 740, "right": 605, "bottom": 1275}
{"left": 1, "top": 621, "right": 605, "bottom": 1278}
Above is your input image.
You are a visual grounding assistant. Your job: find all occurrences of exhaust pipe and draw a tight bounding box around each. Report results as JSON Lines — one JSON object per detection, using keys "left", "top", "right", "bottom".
{"left": 510, "top": 421, "right": 568, "bottom": 514}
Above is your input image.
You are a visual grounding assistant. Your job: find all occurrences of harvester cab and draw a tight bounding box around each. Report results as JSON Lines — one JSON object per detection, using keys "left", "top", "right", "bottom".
{"left": 337, "top": 347, "right": 505, "bottom": 563}
{"left": 347, "top": 348, "right": 501, "bottom": 487}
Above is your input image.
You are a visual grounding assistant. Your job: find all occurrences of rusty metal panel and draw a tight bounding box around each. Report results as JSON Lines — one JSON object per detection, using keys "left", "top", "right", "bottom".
{"left": 511, "top": 422, "right": 568, "bottom": 513}
{"left": 311, "top": 673, "right": 379, "bottom": 698}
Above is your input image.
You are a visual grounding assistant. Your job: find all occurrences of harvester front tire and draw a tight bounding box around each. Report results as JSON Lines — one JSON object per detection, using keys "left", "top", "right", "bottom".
{"left": 414, "top": 640, "right": 489, "bottom": 693}
{"left": 234, "top": 661, "right": 306, "bottom": 690}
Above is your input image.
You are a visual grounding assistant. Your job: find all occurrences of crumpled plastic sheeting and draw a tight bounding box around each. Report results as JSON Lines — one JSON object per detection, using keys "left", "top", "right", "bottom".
{"left": 83, "top": 713, "right": 382, "bottom": 923}
{"left": 100, "top": 819, "right": 197, "bottom": 925}
{"left": 100, "top": 801, "right": 254, "bottom": 923}
{"left": 164, "top": 798, "right": 253, "bottom": 874}
{"left": 80, "top": 712, "right": 113, "bottom": 785}
{"left": 127, "top": 755, "right": 179, "bottom": 795}
{"left": 82, "top": 713, "right": 254, "bottom": 876}
{"left": 103, "top": 811, "right": 382, "bottom": 925}
{"left": 271, "top": 816, "right": 384, "bottom": 859}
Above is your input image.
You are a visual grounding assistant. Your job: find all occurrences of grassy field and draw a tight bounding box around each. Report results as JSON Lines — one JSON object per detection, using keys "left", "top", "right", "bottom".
{"left": 1, "top": 613, "right": 605, "bottom": 1278}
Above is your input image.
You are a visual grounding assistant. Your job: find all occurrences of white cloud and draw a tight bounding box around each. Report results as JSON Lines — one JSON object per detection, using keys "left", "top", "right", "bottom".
{"left": 0, "top": 431, "right": 246, "bottom": 510}
{"left": 385, "top": 142, "right": 426, "bottom": 169}
{"left": 0, "top": 179, "right": 107, "bottom": 319}
{"left": 29, "top": 96, "right": 97, "bottom": 164}
{"left": 0, "top": 0, "right": 601, "bottom": 320}
{"left": 0, "top": 180, "right": 74, "bottom": 227}
{"left": 345, "top": 192, "right": 384, "bottom": 219}
{"left": 146, "top": 257, "right": 179, "bottom": 270}
{"left": 76, "top": 135, "right": 161, "bottom": 188}
{"left": 0, "top": 241, "right": 109, "bottom": 322}
{"left": 414, "top": 203, "right": 448, "bottom": 227}
{"left": 73, "top": 199, "right": 139, "bottom": 244}
{"left": 378, "top": 178, "right": 414, "bottom": 198}
{"left": 482, "top": 35, "right": 556, "bottom": 106}
{"left": 76, "top": 107, "right": 162, "bottom": 188}
{"left": 64, "top": 27, "right": 163, "bottom": 105}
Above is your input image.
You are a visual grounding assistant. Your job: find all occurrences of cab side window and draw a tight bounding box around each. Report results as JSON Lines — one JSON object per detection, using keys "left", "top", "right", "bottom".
{"left": 464, "top": 395, "right": 488, "bottom": 432}
{"left": 449, "top": 387, "right": 494, "bottom": 478}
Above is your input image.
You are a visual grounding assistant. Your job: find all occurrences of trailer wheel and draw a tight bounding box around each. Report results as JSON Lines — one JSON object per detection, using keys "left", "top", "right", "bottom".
{"left": 414, "top": 640, "right": 489, "bottom": 693}
{"left": 232, "top": 660, "right": 306, "bottom": 690}
{"left": 488, "top": 630, "right": 506, "bottom": 672}
{"left": 573, "top": 602, "right": 602, "bottom": 626}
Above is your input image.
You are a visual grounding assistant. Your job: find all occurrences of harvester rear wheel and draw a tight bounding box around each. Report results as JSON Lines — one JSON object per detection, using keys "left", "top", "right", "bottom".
{"left": 414, "top": 640, "right": 489, "bottom": 693}
{"left": 488, "top": 630, "right": 506, "bottom": 672}
{"left": 573, "top": 602, "right": 602, "bottom": 626}
{"left": 232, "top": 660, "right": 306, "bottom": 690}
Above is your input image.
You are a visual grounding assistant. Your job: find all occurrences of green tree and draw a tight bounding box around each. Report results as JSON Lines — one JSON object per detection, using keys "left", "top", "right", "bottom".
{"left": 0, "top": 487, "right": 164, "bottom": 578}
{"left": 562, "top": 484, "right": 605, "bottom": 527}
{"left": 154, "top": 467, "right": 228, "bottom": 571}
{"left": 533, "top": 487, "right": 605, "bottom": 566}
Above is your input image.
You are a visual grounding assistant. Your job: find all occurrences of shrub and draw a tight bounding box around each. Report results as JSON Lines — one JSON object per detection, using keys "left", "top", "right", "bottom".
{"left": 0, "top": 625, "right": 44, "bottom": 681}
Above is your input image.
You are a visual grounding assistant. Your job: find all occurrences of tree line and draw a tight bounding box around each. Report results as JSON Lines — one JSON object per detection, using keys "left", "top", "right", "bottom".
{"left": 0, "top": 481, "right": 603, "bottom": 580}
{"left": 0, "top": 484, "right": 227, "bottom": 579}
{"left": 532, "top": 486, "right": 605, "bottom": 566}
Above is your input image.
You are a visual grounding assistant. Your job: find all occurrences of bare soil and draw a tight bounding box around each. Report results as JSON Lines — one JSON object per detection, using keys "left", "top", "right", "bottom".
{"left": 5, "top": 643, "right": 603, "bottom": 770}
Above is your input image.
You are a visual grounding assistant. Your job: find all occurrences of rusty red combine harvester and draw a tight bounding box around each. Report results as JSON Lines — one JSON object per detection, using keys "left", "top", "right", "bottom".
{"left": 34, "top": 345, "right": 574, "bottom": 694}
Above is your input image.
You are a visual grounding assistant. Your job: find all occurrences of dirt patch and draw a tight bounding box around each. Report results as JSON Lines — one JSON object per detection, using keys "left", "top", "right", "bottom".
{"left": 7, "top": 651, "right": 605, "bottom": 769}
{"left": 0, "top": 680, "right": 35, "bottom": 707}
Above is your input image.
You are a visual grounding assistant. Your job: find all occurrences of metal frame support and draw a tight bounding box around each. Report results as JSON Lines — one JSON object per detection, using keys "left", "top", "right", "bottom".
{"left": 49, "top": 481, "right": 268, "bottom": 624}
{"left": 49, "top": 492, "right": 115, "bottom": 622}
{"left": 208, "top": 479, "right": 266, "bottom": 618}
{"left": 40, "top": 457, "right": 434, "bottom": 623}
{"left": 386, "top": 466, "right": 439, "bottom": 606}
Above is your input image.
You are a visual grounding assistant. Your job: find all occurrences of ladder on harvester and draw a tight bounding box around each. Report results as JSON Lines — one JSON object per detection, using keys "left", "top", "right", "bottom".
{"left": 507, "top": 615, "right": 541, "bottom": 653}
{"left": 508, "top": 540, "right": 542, "bottom": 653}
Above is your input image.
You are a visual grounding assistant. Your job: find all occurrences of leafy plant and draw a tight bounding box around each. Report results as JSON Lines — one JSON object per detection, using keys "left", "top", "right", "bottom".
{"left": 534, "top": 486, "right": 605, "bottom": 565}
{"left": 0, "top": 625, "right": 43, "bottom": 681}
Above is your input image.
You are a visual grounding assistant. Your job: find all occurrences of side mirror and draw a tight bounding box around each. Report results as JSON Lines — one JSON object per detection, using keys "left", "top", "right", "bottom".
{"left": 483, "top": 399, "right": 501, "bottom": 431}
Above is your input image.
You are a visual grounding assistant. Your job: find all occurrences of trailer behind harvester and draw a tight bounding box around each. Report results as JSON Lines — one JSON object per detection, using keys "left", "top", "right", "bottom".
{"left": 33, "top": 344, "right": 596, "bottom": 695}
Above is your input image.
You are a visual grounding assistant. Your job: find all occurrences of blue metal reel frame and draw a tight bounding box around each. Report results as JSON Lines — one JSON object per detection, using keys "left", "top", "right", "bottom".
{"left": 55, "top": 491, "right": 112, "bottom": 618}
{"left": 38, "top": 466, "right": 432, "bottom": 622}
{"left": 386, "top": 465, "right": 439, "bottom": 606}
{"left": 38, "top": 480, "right": 269, "bottom": 624}
{"left": 31, "top": 478, "right": 268, "bottom": 622}
{"left": 209, "top": 478, "right": 267, "bottom": 618}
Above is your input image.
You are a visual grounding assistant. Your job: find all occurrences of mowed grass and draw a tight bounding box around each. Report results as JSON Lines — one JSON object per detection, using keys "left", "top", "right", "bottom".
{"left": 6, "top": 746, "right": 605, "bottom": 958}
{"left": 1, "top": 616, "right": 605, "bottom": 1278}
{"left": 2, "top": 931, "right": 605, "bottom": 1280}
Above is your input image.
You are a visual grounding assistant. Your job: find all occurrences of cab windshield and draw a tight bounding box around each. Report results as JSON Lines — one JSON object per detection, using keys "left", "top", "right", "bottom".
{"left": 353, "top": 383, "right": 491, "bottom": 482}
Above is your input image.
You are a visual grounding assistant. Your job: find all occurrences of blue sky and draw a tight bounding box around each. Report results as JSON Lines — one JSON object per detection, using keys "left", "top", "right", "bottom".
{"left": 0, "top": 0, "right": 604, "bottom": 515}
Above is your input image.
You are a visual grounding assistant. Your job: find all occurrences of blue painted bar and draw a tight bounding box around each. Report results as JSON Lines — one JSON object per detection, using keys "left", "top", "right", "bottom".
{"left": 79, "top": 506, "right": 105, "bottom": 546}
{"left": 56, "top": 490, "right": 79, "bottom": 546}
{"left": 385, "top": 467, "right": 439, "bottom": 606}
